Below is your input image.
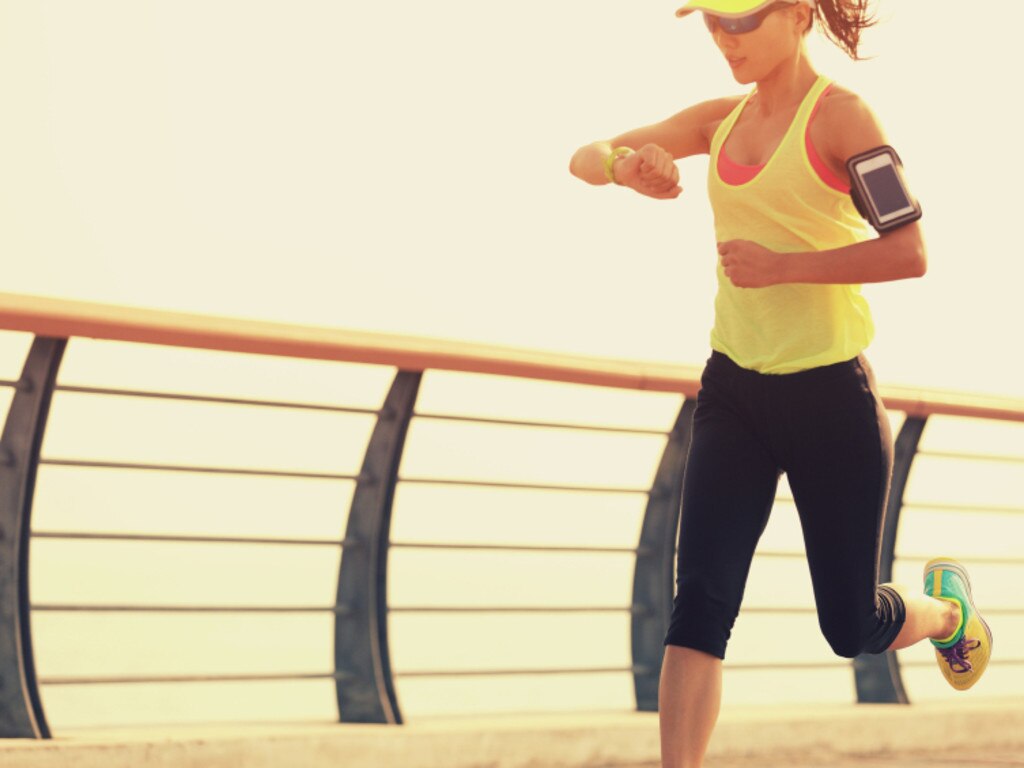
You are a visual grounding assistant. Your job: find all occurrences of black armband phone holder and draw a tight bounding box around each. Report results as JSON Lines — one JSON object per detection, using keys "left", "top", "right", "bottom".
{"left": 846, "top": 145, "right": 922, "bottom": 233}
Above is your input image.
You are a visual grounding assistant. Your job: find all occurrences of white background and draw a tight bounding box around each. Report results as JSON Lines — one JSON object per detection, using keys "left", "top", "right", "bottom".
{"left": 1, "top": 1, "right": 1020, "bottom": 397}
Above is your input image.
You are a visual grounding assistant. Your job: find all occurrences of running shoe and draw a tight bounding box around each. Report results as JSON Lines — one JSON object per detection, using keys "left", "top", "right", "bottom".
{"left": 924, "top": 558, "right": 992, "bottom": 691}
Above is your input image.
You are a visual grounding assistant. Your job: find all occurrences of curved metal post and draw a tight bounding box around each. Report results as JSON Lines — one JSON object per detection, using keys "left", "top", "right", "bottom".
{"left": 632, "top": 398, "right": 696, "bottom": 712}
{"left": 854, "top": 414, "right": 927, "bottom": 704}
{"left": 0, "top": 336, "right": 67, "bottom": 738}
{"left": 334, "top": 370, "right": 421, "bottom": 724}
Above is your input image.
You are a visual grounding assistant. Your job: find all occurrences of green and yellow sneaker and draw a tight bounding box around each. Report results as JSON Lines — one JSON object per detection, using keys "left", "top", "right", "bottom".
{"left": 924, "top": 558, "right": 993, "bottom": 691}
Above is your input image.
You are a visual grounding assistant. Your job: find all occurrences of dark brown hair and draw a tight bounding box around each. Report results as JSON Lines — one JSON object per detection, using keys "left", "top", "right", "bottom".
{"left": 810, "top": 0, "right": 877, "bottom": 60}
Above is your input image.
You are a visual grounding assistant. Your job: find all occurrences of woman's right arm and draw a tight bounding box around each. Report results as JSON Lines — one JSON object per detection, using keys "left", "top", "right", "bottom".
{"left": 568, "top": 96, "right": 743, "bottom": 199}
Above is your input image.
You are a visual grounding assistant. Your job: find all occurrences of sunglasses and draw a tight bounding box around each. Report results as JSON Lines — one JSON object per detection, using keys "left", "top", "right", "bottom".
{"left": 702, "top": 1, "right": 793, "bottom": 35}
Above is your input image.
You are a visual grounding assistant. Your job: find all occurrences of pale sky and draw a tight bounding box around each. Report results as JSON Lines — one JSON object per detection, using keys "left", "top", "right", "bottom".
{"left": 2, "top": 1, "right": 1021, "bottom": 398}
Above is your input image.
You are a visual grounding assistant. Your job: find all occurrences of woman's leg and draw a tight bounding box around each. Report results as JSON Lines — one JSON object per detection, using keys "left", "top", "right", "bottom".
{"left": 661, "top": 355, "right": 780, "bottom": 768}
{"left": 779, "top": 355, "right": 990, "bottom": 688}
{"left": 781, "top": 355, "right": 908, "bottom": 656}
{"left": 659, "top": 646, "right": 721, "bottom": 768}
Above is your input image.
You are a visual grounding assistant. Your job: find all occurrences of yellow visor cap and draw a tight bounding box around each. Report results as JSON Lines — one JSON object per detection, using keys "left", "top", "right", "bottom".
{"left": 675, "top": 0, "right": 809, "bottom": 19}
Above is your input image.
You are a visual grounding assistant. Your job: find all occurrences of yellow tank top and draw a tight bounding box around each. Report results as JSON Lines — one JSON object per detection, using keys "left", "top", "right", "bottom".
{"left": 707, "top": 74, "right": 875, "bottom": 374}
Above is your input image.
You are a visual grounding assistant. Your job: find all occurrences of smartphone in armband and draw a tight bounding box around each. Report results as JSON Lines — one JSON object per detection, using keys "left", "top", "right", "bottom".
{"left": 846, "top": 146, "right": 922, "bottom": 233}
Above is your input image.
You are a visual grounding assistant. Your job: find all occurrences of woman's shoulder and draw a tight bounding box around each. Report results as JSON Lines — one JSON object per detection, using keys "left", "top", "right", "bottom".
{"left": 814, "top": 81, "right": 888, "bottom": 161}
{"left": 816, "top": 80, "right": 860, "bottom": 112}
{"left": 699, "top": 93, "right": 748, "bottom": 143}
{"left": 817, "top": 82, "right": 881, "bottom": 132}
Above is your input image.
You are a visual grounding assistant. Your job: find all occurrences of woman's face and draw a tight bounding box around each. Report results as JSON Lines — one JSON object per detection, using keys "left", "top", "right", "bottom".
{"left": 706, "top": 3, "right": 810, "bottom": 83}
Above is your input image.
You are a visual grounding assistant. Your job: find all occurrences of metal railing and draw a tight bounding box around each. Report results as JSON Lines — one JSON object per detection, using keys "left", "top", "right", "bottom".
{"left": 1, "top": 291, "right": 1022, "bottom": 737}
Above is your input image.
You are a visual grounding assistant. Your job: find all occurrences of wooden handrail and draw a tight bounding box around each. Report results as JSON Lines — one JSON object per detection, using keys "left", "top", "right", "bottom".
{"left": 1, "top": 292, "right": 1022, "bottom": 423}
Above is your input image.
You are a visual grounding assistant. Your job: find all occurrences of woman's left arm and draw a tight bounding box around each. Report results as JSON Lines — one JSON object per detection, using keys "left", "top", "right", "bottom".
{"left": 719, "top": 91, "right": 928, "bottom": 288}
{"left": 778, "top": 220, "right": 926, "bottom": 284}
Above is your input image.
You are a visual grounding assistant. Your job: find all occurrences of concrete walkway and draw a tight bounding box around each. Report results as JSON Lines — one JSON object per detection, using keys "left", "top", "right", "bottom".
{"left": 704, "top": 752, "right": 1024, "bottom": 767}
{"left": 2, "top": 699, "right": 1023, "bottom": 767}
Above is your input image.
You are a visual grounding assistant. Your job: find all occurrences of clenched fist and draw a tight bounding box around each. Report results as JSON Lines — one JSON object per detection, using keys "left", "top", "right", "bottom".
{"left": 718, "top": 240, "right": 785, "bottom": 288}
{"left": 613, "top": 144, "right": 682, "bottom": 200}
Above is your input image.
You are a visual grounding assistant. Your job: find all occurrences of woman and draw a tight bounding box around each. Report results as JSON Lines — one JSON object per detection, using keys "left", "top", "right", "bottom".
{"left": 568, "top": 2, "right": 992, "bottom": 767}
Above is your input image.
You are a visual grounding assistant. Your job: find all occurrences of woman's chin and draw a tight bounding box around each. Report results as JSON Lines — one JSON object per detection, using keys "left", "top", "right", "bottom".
{"left": 729, "top": 66, "right": 761, "bottom": 84}
{"left": 725, "top": 60, "right": 757, "bottom": 85}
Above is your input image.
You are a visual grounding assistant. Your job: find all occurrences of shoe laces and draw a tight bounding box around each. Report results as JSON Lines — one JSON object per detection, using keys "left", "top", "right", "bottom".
{"left": 938, "top": 636, "right": 982, "bottom": 674}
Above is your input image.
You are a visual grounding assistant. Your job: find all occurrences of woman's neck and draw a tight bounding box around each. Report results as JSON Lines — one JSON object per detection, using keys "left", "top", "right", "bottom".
{"left": 751, "top": 51, "right": 818, "bottom": 116}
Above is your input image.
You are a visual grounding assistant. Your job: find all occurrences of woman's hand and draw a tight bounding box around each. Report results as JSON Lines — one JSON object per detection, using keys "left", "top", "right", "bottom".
{"left": 614, "top": 144, "right": 682, "bottom": 200}
{"left": 718, "top": 240, "right": 785, "bottom": 288}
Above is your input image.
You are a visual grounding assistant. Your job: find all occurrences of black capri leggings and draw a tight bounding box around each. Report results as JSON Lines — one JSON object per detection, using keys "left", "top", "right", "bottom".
{"left": 664, "top": 350, "right": 906, "bottom": 659}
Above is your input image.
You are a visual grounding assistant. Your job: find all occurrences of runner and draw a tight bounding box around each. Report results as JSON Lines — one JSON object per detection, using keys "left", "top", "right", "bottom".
{"left": 568, "top": 3, "right": 991, "bottom": 766}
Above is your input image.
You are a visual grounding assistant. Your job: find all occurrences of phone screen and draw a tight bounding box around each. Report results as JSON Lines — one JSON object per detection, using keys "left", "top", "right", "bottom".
{"left": 862, "top": 164, "right": 912, "bottom": 219}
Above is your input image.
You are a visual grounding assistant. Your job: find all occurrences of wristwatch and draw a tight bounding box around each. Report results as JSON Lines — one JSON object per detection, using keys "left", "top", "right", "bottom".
{"left": 603, "top": 146, "right": 634, "bottom": 184}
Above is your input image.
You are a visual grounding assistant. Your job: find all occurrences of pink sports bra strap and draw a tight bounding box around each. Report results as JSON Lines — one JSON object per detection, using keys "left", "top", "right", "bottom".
{"left": 805, "top": 84, "right": 850, "bottom": 193}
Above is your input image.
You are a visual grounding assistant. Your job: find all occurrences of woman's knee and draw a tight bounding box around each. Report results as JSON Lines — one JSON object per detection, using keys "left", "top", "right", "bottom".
{"left": 818, "top": 586, "right": 907, "bottom": 658}
{"left": 820, "top": 623, "right": 868, "bottom": 659}
{"left": 663, "top": 578, "right": 737, "bottom": 660}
